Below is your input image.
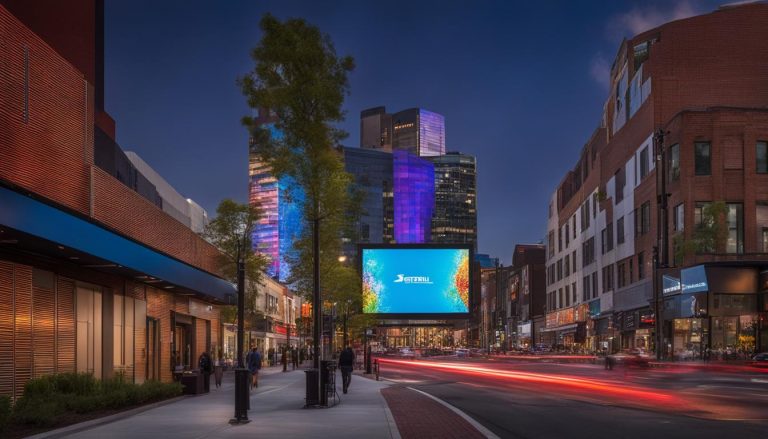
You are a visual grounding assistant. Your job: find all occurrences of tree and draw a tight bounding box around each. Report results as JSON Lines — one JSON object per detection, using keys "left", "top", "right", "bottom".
{"left": 203, "top": 199, "right": 268, "bottom": 327}
{"left": 673, "top": 201, "right": 728, "bottom": 265}
{"left": 239, "top": 15, "right": 360, "bottom": 360}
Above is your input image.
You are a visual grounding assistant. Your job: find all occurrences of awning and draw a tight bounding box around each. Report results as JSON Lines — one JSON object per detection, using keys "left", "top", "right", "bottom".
{"left": 0, "top": 185, "right": 235, "bottom": 302}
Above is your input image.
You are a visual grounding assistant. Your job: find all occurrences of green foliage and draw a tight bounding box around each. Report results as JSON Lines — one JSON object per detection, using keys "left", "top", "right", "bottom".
{"left": 0, "top": 395, "right": 11, "bottom": 432}
{"left": 203, "top": 199, "right": 268, "bottom": 323}
{"left": 240, "top": 14, "right": 361, "bottom": 304}
{"left": 673, "top": 201, "right": 728, "bottom": 264}
{"left": 11, "top": 373, "right": 182, "bottom": 427}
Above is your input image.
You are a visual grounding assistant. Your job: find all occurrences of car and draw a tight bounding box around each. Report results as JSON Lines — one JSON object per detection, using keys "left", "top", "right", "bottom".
{"left": 751, "top": 352, "right": 768, "bottom": 367}
{"left": 605, "top": 350, "right": 650, "bottom": 369}
{"left": 398, "top": 348, "right": 415, "bottom": 357}
{"left": 455, "top": 348, "right": 470, "bottom": 358}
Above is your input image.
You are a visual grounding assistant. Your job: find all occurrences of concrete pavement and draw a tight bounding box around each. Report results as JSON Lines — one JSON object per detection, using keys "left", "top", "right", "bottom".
{"left": 40, "top": 365, "right": 400, "bottom": 439}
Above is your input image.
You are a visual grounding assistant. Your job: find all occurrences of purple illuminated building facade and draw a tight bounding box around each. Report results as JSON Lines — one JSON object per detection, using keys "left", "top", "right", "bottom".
{"left": 361, "top": 107, "right": 445, "bottom": 157}
{"left": 393, "top": 150, "right": 435, "bottom": 243}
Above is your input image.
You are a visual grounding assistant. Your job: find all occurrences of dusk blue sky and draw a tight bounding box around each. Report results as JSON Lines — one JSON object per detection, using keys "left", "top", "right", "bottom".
{"left": 104, "top": 0, "right": 723, "bottom": 264}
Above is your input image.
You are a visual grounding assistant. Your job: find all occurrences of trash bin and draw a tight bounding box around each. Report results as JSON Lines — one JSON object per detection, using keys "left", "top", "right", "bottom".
{"left": 305, "top": 369, "right": 319, "bottom": 406}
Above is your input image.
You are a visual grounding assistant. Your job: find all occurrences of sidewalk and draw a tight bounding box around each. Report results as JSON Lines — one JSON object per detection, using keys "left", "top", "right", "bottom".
{"left": 38, "top": 365, "right": 399, "bottom": 439}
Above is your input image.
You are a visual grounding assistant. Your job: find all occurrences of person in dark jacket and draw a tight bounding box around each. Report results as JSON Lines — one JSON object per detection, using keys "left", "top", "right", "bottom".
{"left": 248, "top": 347, "right": 262, "bottom": 388}
{"left": 338, "top": 346, "right": 355, "bottom": 394}
{"left": 198, "top": 352, "right": 213, "bottom": 393}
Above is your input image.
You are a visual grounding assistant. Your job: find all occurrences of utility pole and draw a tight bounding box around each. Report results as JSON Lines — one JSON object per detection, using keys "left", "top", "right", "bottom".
{"left": 653, "top": 128, "right": 670, "bottom": 361}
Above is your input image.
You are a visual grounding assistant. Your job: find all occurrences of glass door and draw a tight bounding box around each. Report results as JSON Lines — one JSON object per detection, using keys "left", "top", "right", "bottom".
{"left": 146, "top": 317, "right": 159, "bottom": 381}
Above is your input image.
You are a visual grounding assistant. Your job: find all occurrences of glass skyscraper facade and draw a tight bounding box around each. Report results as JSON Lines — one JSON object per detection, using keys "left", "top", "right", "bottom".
{"left": 365, "top": 107, "right": 445, "bottom": 157}
{"left": 393, "top": 150, "right": 435, "bottom": 243}
{"left": 430, "top": 152, "right": 477, "bottom": 249}
{"left": 249, "top": 124, "right": 304, "bottom": 282}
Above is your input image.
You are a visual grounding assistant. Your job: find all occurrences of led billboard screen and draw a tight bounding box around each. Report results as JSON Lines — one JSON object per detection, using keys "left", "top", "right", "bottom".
{"left": 361, "top": 245, "right": 471, "bottom": 316}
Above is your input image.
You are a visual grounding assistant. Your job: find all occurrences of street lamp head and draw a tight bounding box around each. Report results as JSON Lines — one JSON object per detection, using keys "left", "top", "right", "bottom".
{"left": 338, "top": 255, "right": 347, "bottom": 263}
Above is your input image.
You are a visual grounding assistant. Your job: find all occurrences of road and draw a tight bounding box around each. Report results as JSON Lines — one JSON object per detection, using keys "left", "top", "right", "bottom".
{"left": 376, "top": 356, "right": 768, "bottom": 439}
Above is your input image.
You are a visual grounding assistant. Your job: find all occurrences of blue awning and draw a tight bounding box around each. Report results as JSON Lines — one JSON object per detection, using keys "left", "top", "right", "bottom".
{"left": 0, "top": 186, "right": 235, "bottom": 301}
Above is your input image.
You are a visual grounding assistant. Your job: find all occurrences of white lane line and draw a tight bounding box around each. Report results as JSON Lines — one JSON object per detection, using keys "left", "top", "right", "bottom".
{"left": 407, "top": 386, "right": 501, "bottom": 439}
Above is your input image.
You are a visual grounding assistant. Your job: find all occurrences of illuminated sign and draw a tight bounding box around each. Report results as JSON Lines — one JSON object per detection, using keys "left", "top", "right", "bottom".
{"left": 662, "top": 275, "right": 681, "bottom": 295}
{"left": 681, "top": 265, "right": 708, "bottom": 294}
{"left": 361, "top": 246, "right": 470, "bottom": 315}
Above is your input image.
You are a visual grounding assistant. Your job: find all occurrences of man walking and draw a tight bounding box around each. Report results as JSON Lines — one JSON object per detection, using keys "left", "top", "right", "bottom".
{"left": 248, "top": 347, "right": 262, "bottom": 388}
{"left": 338, "top": 345, "right": 355, "bottom": 394}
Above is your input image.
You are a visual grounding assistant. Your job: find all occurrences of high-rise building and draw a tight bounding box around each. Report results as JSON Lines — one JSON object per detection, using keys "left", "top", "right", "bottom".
{"left": 361, "top": 107, "right": 445, "bottom": 157}
{"left": 248, "top": 125, "right": 304, "bottom": 282}
{"left": 543, "top": 2, "right": 768, "bottom": 355}
{"left": 360, "top": 107, "right": 392, "bottom": 152}
{"left": 430, "top": 152, "right": 477, "bottom": 248}
{"left": 393, "top": 150, "right": 435, "bottom": 243}
{"left": 342, "top": 147, "right": 394, "bottom": 255}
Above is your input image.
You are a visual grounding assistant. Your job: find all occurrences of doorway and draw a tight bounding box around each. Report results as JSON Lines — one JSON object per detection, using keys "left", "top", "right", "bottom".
{"left": 146, "top": 317, "right": 160, "bottom": 380}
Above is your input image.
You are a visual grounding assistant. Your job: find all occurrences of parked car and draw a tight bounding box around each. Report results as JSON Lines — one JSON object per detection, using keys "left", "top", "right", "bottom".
{"left": 532, "top": 344, "right": 552, "bottom": 353}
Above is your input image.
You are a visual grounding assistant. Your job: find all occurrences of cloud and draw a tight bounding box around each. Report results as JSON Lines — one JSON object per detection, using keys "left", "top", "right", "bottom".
{"left": 589, "top": 54, "right": 611, "bottom": 89}
{"left": 608, "top": 0, "right": 702, "bottom": 38}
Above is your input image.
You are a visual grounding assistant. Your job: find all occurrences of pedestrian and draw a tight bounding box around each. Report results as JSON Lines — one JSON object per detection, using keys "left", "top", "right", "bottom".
{"left": 281, "top": 347, "right": 288, "bottom": 372}
{"left": 214, "top": 354, "right": 224, "bottom": 388}
{"left": 248, "top": 347, "right": 262, "bottom": 388}
{"left": 338, "top": 345, "right": 355, "bottom": 394}
{"left": 198, "top": 351, "right": 212, "bottom": 393}
{"left": 292, "top": 347, "right": 299, "bottom": 369}
{"left": 268, "top": 347, "right": 275, "bottom": 366}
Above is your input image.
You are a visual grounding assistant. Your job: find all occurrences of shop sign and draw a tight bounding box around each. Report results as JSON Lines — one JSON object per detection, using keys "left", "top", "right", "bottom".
{"left": 518, "top": 322, "right": 531, "bottom": 336}
{"left": 546, "top": 307, "right": 575, "bottom": 328}
{"left": 509, "top": 273, "right": 520, "bottom": 301}
{"left": 681, "top": 265, "right": 708, "bottom": 294}
{"left": 588, "top": 299, "right": 601, "bottom": 317}
{"left": 663, "top": 275, "right": 681, "bottom": 295}
{"left": 639, "top": 310, "right": 655, "bottom": 328}
{"left": 575, "top": 303, "right": 589, "bottom": 322}
{"left": 623, "top": 312, "right": 637, "bottom": 330}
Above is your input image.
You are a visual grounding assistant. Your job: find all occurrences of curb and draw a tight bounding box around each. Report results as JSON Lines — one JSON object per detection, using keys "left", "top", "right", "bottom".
{"left": 26, "top": 396, "right": 186, "bottom": 439}
{"left": 406, "top": 387, "right": 500, "bottom": 439}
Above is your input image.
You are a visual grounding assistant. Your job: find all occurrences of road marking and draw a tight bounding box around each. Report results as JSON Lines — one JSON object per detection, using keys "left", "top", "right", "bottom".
{"left": 407, "top": 387, "right": 501, "bottom": 439}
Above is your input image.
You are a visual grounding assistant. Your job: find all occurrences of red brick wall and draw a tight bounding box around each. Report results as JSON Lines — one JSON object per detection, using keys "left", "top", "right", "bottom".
{"left": 0, "top": 6, "right": 92, "bottom": 215}
{"left": 90, "top": 167, "right": 221, "bottom": 274}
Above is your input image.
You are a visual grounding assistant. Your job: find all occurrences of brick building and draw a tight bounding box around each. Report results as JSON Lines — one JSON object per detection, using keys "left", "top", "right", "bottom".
{"left": 544, "top": 3, "right": 768, "bottom": 357}
{"left": 0, "top": 0, "right": 234, "bottom": 398}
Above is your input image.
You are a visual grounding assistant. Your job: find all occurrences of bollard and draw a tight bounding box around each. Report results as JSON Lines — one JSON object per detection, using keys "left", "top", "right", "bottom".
{"left": 374, "top": 359, "right": 380, "bottom": 381}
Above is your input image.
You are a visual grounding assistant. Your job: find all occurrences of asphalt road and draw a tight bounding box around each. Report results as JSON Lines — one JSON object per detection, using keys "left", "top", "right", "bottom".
{"left": 377, "top": 357, "right": 768, "bottom": 439}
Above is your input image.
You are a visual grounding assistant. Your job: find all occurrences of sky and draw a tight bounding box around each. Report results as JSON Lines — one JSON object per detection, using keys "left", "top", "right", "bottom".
{"left": 104, "top": 0, "right": 724, "bottom": 265}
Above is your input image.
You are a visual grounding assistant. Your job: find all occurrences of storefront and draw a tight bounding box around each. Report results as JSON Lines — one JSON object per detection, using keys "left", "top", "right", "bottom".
{"left": 662, "top": 264, "right": 765, "bottom": 359}
{"left": 544, "top": 304, "right": 589, "bottom": 351}
{"left": 618, "top": 307, "right": 655, "bottom": 352}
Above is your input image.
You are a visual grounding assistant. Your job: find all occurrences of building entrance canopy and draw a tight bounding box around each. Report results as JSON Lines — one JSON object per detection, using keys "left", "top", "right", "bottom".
{"left": 0, "top": 186, "right": 235, "bottom": 302}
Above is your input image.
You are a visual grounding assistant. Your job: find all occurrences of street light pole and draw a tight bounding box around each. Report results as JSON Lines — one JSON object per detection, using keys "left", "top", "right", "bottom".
{"left": 230, "top": 234, "right": 250, "bottom": 424}
{"left": 654, "top": 128, "right": 670, "bottom": 361}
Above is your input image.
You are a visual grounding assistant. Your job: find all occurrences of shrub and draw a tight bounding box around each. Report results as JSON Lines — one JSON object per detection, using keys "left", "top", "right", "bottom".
{"left": 12, "top": 395, "right": 66, "bottom": 426}
{"left": 0, "top": 395, "right": 11, "bottom": 432}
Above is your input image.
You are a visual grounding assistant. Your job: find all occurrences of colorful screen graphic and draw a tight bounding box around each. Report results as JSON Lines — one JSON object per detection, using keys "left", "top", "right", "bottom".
{"left": 362, "top": 247, "right": 470, "bottom": 314}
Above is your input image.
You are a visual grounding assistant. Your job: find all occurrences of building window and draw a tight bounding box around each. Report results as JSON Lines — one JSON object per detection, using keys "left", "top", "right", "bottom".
{"left": 564, "top": 254, "right": 570, "bottom": 277}
{"left": 548, "top": 231, "right": 555, "bottom": 258}
{"left": 635, "top": 202, "right": 650, "bottom": 236}
{"left": 634, "top": 42, "right": 649, "bottom": 69}
{"left": 695, "top": 142, "right": 711, "bottom": 176}
{"left": 557, "top": 259, "right": 563, "bottom": 281}
{"left": 572, "top": 250, "right": 577, "bottom": 273}
{"left": 674, "top": 203, "right": 684, "bottom": 231}
{"left": 615, "top": 167, "right": 625, "bottom": 204}
{"left": 639, "top": 146, "right": 649, "bottom": 180}
{"left": 565, "top": 224, "right": 570, "bottom": 247}
{"left": 572, "top": 216, "right": 576, "bottom": 239}
{"left": 726, "top": 203, "right": 744, "bottom": 254}
{"left": 629, "top": 258, "right": 633, "bottom": 284}
{"left": 668, "top": 144, "right": 680, "bottom": 181}
{"left": 757, "top": 202, "right": 768, "bottom": 252}
{"left": 558, "top": 228, "right": 563, "bottom": 253}
{"left": 593, "top": 193, "right": 598, "bottom": 218}
{"left": 617, "top": 217, "right": 625, "bottom": 244}
{"left": 581, "top": 199, "right": 591, "bottom": 231}
{"left": 582, "top": 237, "right": 595, "bottom": 267}
{"left": 559, "top": 288, "right": 563, "bottom": 309}
{"left": 583, "top": 275, "right": 590, "bottom": 302}
{"left": 572, "top": 282, "right": 577, "bottom": 304}
{"left": 565, "top": 285, "right": 570, "bottom": 306}
{"left": 757, "top": 141, "right": 768, "bottom": 174}
{"left": 592, "top": 271, "right": 598, "bottom": 299}
{"left": 638, "top": 252, "right": 645, "bottom": 279}
{"left": 602, "top": 265, "right": 613, "bottom": 293}
{"left": 617, "top": 262, "right": 626, "bottom": 288}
